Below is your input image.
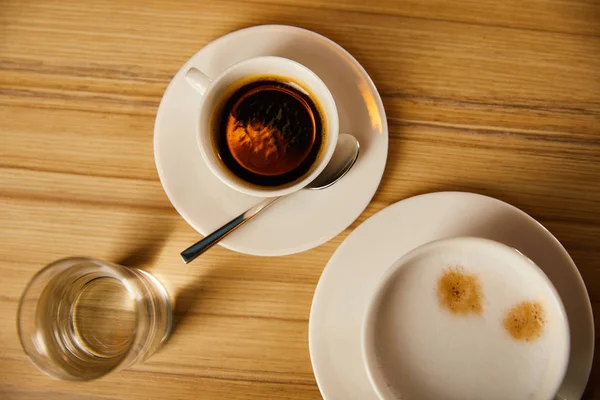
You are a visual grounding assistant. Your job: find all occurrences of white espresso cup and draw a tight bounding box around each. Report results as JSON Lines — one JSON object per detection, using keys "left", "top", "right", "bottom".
{"left": 184, "top": 56, "right": 339, "bottom": 197}
{"left": 362, "top": 237, "right": 570, "bottom": 400}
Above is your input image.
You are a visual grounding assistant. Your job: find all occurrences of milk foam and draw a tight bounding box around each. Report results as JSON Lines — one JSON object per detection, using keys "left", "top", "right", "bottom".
{"left": 366, "top": 239, "right": 569, "bottom": 400}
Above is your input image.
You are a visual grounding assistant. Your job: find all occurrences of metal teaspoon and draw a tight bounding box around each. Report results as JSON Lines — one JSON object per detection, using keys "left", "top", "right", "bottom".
{"left": 180, "top": 133, "right": 360, "bottom": 263}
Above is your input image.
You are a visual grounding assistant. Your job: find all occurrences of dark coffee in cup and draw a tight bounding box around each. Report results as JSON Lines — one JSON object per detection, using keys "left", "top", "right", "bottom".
{"left": 213, "top": 77, "right": 326, "bottom": 186}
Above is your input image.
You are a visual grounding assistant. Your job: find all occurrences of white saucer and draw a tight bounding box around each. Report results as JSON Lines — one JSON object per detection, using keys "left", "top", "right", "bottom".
{"left": 154, "top": 25, "right": 388, "bottom": 256}
{"left": 309, "top": 192, "right": 594, "bottom": 400}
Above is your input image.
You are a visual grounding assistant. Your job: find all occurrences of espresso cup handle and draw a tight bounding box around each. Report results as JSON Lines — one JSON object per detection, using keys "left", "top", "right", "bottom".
{"left": 185, "top": 67, "right": 212, "bottom": 96}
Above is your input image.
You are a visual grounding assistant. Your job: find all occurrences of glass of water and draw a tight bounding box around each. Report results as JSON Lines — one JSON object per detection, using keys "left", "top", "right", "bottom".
{"left": 17, "top": 257, "right": 172, "bottom": 381}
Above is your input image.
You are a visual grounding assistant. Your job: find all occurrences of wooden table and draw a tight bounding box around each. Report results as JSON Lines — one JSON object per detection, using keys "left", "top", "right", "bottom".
{"left": 1, "top": 0, "right": 599, "bottom": 399}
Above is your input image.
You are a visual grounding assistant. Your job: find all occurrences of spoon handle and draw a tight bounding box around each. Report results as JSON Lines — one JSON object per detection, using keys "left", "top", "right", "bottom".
{"left": 180, "top": 196, "right": 282, "bottom": 263}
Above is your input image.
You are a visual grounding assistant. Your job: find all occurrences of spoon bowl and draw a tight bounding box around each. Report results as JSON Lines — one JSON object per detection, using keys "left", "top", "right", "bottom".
{"left": 306, "top": 134, "right": 360, "bottom": 190}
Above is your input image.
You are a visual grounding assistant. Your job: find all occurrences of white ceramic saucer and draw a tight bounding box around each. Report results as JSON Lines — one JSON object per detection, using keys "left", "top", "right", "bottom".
{"left": 154, "top": 25, "right": 388, "bottom": 256}
{"left": 309, "top": 192, "right": 594, "bottom": 400}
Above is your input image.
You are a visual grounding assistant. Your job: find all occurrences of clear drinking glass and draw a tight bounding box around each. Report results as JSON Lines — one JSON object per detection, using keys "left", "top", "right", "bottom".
{"left": 17, "top": 257, "right": 172, "bottom": 381}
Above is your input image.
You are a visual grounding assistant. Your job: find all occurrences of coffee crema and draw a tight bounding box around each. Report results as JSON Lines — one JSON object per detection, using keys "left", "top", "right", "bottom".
{"left": 437, "top": 267, "right": 483, "bottom": 315}
{"left": 503, "top": 301, "right": 545, "bottom": 341}
{"left": 213, "top": 78, "right": 325, "bottom": 186}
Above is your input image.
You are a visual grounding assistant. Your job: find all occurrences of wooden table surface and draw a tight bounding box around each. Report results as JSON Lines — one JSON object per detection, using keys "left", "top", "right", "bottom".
{"left": 1, "top": 0, "right": 599, "bottom": 399}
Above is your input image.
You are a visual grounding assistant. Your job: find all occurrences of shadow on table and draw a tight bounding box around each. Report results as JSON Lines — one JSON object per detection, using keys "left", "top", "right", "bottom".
{"left": 112, "top": 217, "right": 175, "bottom": 270}
{"left": 170, "top": 258, "right": 240, "bottom": 335}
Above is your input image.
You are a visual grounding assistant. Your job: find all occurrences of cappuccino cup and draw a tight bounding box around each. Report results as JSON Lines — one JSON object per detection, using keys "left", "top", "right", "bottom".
{"left": 362, "top": 237, "right": 570, "bottom": 400}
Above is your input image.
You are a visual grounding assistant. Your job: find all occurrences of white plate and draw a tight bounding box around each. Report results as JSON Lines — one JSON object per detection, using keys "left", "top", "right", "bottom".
{"left": 154, "top": 25, "right": 388, "bottom": 256}
{"left": 309, "top": 192, "right": 594, "bottom": 400}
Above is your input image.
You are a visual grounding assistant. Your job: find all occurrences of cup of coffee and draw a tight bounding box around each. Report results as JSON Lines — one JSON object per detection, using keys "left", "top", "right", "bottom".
{"left": 184, "top": 56, "right": 339, "bottom": 197}
{"left": 362, "top": 237, "right": 570, "bottom": 400}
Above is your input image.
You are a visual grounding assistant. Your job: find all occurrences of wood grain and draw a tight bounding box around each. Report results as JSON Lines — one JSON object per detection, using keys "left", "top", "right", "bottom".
{"left": 1, "top": 0, "right": 599, "bottom": 398}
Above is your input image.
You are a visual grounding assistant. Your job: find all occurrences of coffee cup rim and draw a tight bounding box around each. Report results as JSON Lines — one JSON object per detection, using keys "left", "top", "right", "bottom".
{"left": 361, "top": 236, "right": 570, "bottom": 400}
{"left": 195, "top": 56, "right": 340, "bottom": 198}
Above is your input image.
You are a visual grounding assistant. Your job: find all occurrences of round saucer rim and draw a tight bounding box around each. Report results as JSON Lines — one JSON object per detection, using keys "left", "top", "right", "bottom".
{"left": 308, "top": 191, "right": 594, "bottom": 400}
{"left": 153, "top": 24, "right": 388, "bottom": 256}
